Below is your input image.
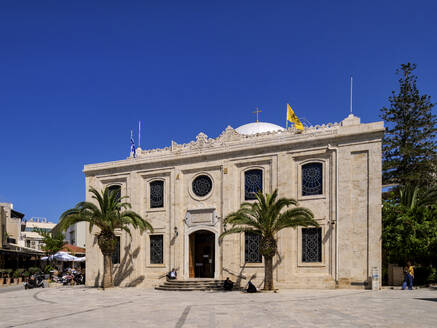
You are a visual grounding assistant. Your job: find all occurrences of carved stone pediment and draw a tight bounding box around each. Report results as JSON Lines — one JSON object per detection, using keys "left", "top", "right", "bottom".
{"left": 131, "top": 121, "right": 341, "bottom": 160}
{"left": 216, "top": 125, "right": 242, "bottom": 143}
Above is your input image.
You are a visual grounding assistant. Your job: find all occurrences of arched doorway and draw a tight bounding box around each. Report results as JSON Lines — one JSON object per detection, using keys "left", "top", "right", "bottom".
{"left": 189, "top": 230, "right": 215, "bottom": 278}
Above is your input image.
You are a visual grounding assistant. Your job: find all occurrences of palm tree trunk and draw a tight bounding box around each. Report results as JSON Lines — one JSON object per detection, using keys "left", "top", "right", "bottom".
{"left": 103, "top": 253, "right": 113, "bottom": 289}
{"left": 264, "top": 255, "right": 274, "bottom": 290}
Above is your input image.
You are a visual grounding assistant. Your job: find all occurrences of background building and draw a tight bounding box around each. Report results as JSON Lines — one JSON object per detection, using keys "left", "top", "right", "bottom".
{"left": 22, "top": 217, "right": 56, "bottom": 251}
{"left": 84, "top": 114, "right": 383, "bottom": 289}
{"left": 0, "top": 204, "right": 43, "bottom": 269}
{"left": 52, "top": 222, "right": 86, "bottom": 248}
{"left": 0, "top": 203, "right": 24, "bottom": 246}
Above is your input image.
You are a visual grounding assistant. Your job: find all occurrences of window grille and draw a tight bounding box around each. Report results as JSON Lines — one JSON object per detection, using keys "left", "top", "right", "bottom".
{"left": 150, "top": 181, "right": 164, "bottom": 208}
{"left": 244, "top": 169, "right": 263, "bottom": 200}
{"left": 302, "top": 163, "right": 323, "bottom": 196}
{"left": 150, "top": 235, "right": 163, "bottom": 264}
{"left": 192, "top": 175, "right": 212, "bottom": 197}
{"left": 245, "top": 232, "right": 262, "bottom": 263}
{"left": 302, "top": 228, "right": 322, "bottom": 262}
{"left": 112, "top": 236, "right": 120, "bottom": 264}
{"left": 108, "top": 185, "right": 121, "bottom": 203}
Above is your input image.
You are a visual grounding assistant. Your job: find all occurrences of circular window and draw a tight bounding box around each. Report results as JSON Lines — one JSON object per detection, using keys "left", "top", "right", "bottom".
{"left": 192, "top": 175, "right": 213, "bottom": 197}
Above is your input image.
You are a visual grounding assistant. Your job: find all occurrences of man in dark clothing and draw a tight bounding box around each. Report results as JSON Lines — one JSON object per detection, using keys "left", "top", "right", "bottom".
{"left": 166, "top": 268, "right": 177, "bottom": 280}
{"left": 223, "top": 277, "right": 234, "bottom": 291}
{"left": 247, "top": 280, "right": 257, "bottom": 293}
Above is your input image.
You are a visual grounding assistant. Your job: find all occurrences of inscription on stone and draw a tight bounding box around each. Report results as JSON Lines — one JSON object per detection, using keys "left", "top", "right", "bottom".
{"left": 191, "top": 211, "right": 212, "bottom": 224}
{"left": 185, "top": 208, "right": 217, "bottom": 227}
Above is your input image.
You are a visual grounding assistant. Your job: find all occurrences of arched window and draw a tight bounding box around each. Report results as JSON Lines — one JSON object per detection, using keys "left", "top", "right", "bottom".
{"left": 150, "top": 235, "right": 163, "bottom": 264}
{"left": 245, "top": 232, "right": 262, "bottom": 263}
{"left": 150, "top": 180, "right": 164, "bottom": 208}
{"left": 302, "top": 163, "right": 323, "bottom": 196}
{"left": 245, "top": 169, "right": 263, "bottom": 200}
{"left": 108, "top": 185, "right": 121, "bottom": 203}
{"left": 302, "top": 228, "right": 322, "bottom": 262}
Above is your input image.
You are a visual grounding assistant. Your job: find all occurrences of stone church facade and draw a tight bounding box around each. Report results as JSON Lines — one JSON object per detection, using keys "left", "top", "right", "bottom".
{"left": 84, "top": 114, "right": 384, "bottom": 289}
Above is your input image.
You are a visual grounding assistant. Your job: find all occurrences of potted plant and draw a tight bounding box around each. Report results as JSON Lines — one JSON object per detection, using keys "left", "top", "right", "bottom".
{"left": 12, "top": 270, "right": 20, "bottom": 284}
{"left": 28, "top": 267, "right": 40, "bottom": 275}
{"left": 44, "top": 265, "right": 54, "bottom": 280}
{"left": 22, "top": 271, "right": 30, "bottom": 282}
{"left": 15, "top": 269, "right": 24, "bottom": 284}
{"left": 4, "top": 269, "right": 12, "bottom": 285}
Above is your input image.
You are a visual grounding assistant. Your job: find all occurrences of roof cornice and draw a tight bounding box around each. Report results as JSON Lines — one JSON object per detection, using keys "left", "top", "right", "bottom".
{"left": 83, "top": 119, "right": 384, "bottom": 174}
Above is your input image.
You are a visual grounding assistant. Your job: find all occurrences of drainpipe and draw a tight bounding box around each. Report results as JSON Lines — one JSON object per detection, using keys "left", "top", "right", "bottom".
{"left": 327, "top": 144, "right": 339, "bottom": 284}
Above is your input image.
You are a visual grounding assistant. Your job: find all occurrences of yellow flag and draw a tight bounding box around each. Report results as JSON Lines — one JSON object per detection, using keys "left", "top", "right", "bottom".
{"left": 287, "top": 104, "right": 304, "bottom": 130}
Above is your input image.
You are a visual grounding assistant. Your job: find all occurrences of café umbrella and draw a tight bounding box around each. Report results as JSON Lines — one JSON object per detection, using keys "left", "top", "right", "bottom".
{"left": 41, "top": 251, "right": 85, "bottom": 262}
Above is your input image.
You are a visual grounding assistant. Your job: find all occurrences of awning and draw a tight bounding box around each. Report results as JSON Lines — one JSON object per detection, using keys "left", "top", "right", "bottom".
{"left": 0, "top": 244, "right": 44, "bottom": 256}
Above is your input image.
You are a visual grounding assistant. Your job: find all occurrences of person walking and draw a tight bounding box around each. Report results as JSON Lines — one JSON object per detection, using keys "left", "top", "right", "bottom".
{"left": 402, "top": 261, "right": 414, "bottom": 290}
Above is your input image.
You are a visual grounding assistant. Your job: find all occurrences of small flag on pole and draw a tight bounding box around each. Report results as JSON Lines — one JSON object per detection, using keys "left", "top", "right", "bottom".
{"left": 287, "top": 104, "right": 304, "bottom": 130}
{"left": 130, "top": 130, "right": 136, "bottom": 158}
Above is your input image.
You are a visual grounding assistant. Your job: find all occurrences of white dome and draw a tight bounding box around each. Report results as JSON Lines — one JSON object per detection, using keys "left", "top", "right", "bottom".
{"left": 235, "top": 122, "right": 285, "bottom": 135}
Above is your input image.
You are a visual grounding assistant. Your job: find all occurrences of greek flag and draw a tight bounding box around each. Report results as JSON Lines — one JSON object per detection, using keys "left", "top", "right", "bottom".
{"left": 130, "top": 130, "right": 136, "bottom": 158}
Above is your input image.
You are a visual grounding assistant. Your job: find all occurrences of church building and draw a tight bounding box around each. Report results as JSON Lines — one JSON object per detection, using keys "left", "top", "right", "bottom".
{"left": 84, "top": 113, "right": 384, "bottom": 289}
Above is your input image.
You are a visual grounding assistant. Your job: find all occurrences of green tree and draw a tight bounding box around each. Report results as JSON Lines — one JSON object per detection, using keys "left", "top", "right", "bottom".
{"left": 382, "top": 188, "right": 437, "bottom": 267}
{"left": 58, "top": 186, "right": 153, "bottom": 289}
{"left": 219, "top": 189, "right": 317, "bottom": 290}
{"left": 34, "top": 228, "right": 65, "bottom": 255}
{"left": 380, "top": 63, "right": 437, "bottom": 188}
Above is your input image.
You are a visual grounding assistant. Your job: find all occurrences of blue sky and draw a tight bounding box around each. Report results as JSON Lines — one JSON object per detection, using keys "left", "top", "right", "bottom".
{"left": 1, "top": 0, "right": 436, "bottom": 222}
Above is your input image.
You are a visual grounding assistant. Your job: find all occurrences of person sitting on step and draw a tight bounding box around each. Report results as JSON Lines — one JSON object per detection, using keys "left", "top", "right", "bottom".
{"left": 166, "top": 268, "right": 177, "bottom": 280}
{"left": 223, "top": 277, "right": 234, "bottom": 291}
{"left": 247, "top": 280, "right": 257, "bottom": 293}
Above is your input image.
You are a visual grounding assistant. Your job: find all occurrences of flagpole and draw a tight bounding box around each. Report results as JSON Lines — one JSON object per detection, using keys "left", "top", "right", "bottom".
{"left": 285, "top": 104, "right": 288, "bottom": 129}
{"left": 138, "top": 121, "right": 141, "bottom": 148}
{"left": 350, "top": 76, "right": 353, "bottom": 115}
{"left": 130, "top": 130, "right": 136, "bottom": 158}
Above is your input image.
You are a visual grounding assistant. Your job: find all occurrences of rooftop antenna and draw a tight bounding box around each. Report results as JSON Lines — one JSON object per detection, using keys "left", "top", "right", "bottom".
{"left": 350, "top": 76, "right": 353, "bottom": 115}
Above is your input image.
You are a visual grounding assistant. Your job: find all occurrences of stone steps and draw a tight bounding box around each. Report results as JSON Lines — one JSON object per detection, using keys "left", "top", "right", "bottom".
{"left": 155, "top": 279, "right": 225, "bottom": 291}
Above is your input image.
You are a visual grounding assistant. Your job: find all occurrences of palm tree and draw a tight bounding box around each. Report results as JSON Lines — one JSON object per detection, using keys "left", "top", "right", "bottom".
{"left": 58, "top": 186, "right": 153, "bottom": 288}
{"left": 219, "top": 189, "right": 318, "bottom": 290}
{"left": 399, "top": 184, "right": 437, "bottom": 209}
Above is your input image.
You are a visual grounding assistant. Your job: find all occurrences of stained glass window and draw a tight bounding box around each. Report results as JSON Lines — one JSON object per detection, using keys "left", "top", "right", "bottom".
{"left": 192, "top": 175, "right": 212, "bottom": 197}
{"left": 150, "top": 181, "right": 164, "bottom": 208}
{"left": 112, "top": 236, "right": 120, "bottom": 264}
{"left": 108, "top": 185, "right": 121, "bottom": 203}
{"left": 245, "top": 169, "right": 263, "bottom": 200}
{"left": 245, "top": 232, "right": 262, "bottom": 263}
{"left": 302, "top": 163, "right": 323, "bottom": 196}
{"left": 150, "top": 235, "right": 163, "bottom": 264}
{"left": 302, "top": 228, "right": 322, "bottom": 262}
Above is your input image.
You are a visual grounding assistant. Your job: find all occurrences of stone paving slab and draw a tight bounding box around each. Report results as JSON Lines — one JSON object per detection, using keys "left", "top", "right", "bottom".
{"left": 0, "top": 287, "right": 436, "bottom": 327}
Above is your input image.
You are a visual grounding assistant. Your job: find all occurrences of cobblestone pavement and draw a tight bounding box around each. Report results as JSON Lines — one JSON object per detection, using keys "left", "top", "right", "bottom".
{"left": 0, "top": 287, "right": 436, "bottom": 327}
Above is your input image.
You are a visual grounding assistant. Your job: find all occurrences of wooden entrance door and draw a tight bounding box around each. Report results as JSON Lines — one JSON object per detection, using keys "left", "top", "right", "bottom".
{"left": 189, "top": 230, "right": 215, "bottom": 278}
{"left": 189, "top": 234, "right": 195, "bottom": 278}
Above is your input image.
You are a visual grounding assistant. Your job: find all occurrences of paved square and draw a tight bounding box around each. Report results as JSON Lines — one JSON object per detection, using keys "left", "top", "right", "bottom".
{"left": 1, "top": 287, "right": 436, "bottom": 327}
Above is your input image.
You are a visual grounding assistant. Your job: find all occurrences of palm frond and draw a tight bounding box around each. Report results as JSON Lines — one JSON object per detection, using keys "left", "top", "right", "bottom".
{"left": 225, "top": 215, "right": 262, "bottom": 230}
{"left": 219, "top": 227, "right": 260, "bottom": 241}
{"left": 58, "top": 186, "right": 153, "bottom": 242}
{"left": 222, "top": 188, "right": 315, "bottom": 241}
{"left": 274, "top": 207, "right": 317, "bottom": 231}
